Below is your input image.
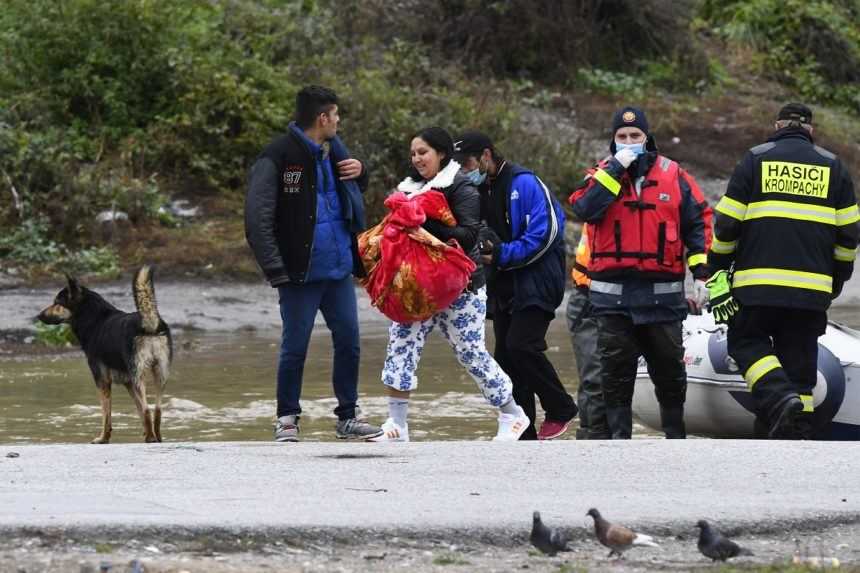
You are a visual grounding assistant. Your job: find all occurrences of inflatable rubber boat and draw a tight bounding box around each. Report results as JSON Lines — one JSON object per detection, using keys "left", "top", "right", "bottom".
{"left": 632, "top": 312, "right": 860, "bottom": 439}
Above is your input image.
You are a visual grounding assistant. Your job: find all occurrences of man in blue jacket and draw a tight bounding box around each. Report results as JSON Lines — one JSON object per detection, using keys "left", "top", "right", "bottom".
{"left": 245, "top": 86, "right": 382, "bottom": 442}
{"left": 455, "top": 132, "right": 578, "bottom": 440}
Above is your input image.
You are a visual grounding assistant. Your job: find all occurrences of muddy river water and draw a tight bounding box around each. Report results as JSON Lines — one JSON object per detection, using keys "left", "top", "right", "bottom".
{"left": 1, "top": 283, "right": 858, "bottom": 444}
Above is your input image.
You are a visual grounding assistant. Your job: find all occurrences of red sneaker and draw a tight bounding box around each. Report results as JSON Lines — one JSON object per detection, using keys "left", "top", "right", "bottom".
{"left": 537, "top": 419, "right": 571, "bottom": 440}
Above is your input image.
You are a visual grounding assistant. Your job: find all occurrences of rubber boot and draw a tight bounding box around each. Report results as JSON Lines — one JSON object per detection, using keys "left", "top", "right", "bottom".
{"left": 767, "top": 395, "right": 804, "bottom": 439}
{"left": 605, "top": 406, "right": 633, "bottom": 439}
{"left": 659, "top": 405, "right": 686, "bottom": 439}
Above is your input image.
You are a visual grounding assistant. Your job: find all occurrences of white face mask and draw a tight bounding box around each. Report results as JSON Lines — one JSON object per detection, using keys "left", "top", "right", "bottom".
{"left": 615, "top": 142, "right": 645, "bottom": 156}
{"left": 464, "top": 167, "right": 487, "bottom": 186}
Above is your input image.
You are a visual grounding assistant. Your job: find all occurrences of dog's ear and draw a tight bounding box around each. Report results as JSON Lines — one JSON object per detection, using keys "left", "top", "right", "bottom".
{"left": 65, "top": 274, "right": 82, "bottom": 300}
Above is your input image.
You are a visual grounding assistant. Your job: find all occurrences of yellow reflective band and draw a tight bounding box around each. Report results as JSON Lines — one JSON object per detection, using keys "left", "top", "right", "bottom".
{"left": 688, "top": 253, "right": 707, "bottom": 267}
{"left": 593, "top": 169, "right": 621, "bottom": 196}
{"left": 800, "top": 394, "right": 814, "bottom": 413}
{"left": 745, "top": 200, "right": 836, "bottom": 225}
{"left": 761, "top": 161, "right": 830, "bottom": 199}
{"left": 733, "top": 267, "right": 832, "bottom": 293}
{"left": 710, "top": 237, "right": 737, "bottom": 255}
{"left": 715, "top": 196, "right": 747, "bottom": 221}
{"left": 836, "top": 204, "right": 860, "bottom": 226}
{"left": 835, "top": 244, "right": 857, "bottom": 262}
{"left": 745, "top": 355, "right": 781, "bottom": 389}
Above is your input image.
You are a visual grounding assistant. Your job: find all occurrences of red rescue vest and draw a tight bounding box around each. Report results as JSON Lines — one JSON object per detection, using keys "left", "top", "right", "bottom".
{"left": 588, "top": 155, "right": 686, "bottom": 278}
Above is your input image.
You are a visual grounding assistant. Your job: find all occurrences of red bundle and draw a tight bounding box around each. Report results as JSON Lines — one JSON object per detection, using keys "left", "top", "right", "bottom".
{"left": 358, "top": 190, "right": 476, "bottom": 323}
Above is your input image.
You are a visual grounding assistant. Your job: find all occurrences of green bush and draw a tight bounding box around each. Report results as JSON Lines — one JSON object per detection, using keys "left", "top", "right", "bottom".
{"left": 701, "top": 0, "right": 860, "bottom": 112}
{"left": 0, "top": 0, "right": 595, "bottom": 259}
{"left": 0, "top": 216, "right": 120, "bottom": 277}
{"left": 0, "top": 218, "right": 62, "bottom": 264}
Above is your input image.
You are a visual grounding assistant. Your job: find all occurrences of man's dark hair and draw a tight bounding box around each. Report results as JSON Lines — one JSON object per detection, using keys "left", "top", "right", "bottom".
{"left": 295, "top": 85, "right": 338, "bottom": 129}
{"left": 407, "top": 126, "right": 454, "bottom": 181}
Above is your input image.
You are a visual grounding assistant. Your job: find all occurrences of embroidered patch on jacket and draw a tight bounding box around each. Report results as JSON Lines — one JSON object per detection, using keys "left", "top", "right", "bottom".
{"left": 510, "top": 190, "right": 520, "bottom": 201}
{"left": 761, "top": 161, "right": 830, "bottom": 198}
{"left": 659, "top": 192, "right": 671, "bottom": 202}
{"left": 283, "top": 165, "right": 303, "bottom": 194}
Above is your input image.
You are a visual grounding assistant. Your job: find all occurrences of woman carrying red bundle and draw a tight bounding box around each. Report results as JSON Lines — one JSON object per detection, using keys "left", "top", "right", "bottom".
{"left": 358, "top": 188, "right": 476, "bottom": 324}
{"left": 367, "top": 127, "right": 530, "bottom": 442}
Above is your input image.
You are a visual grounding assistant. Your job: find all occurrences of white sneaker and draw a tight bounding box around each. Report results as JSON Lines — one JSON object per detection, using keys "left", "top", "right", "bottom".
{"left": 367, "top": 418, "right": 409, "bottom": 442}
{"left": 493, "top": 407, "right": 529, "bottom": 441}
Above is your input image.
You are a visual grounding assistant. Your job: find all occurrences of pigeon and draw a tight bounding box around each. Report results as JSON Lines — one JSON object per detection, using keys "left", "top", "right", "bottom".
{"left": 586, "top": 508, "right": 659, "bottom": 558}
{"left": 530, "top": 511, "right": 571, "bottom": 556}
{"left": 696, "top": 520, "right": 754, "bottom": 562}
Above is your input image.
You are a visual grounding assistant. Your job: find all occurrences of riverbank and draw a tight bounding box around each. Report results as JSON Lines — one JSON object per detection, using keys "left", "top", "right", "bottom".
{"left": 2, "top": 277, "right": 860, "bottom": 344}
{"left": 1, "top": 440, "right": 859, "bottom": 571}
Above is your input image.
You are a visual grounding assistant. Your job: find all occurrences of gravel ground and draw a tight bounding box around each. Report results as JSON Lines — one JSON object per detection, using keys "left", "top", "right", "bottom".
{"left": 1, "top": 521, "right": 858, "bottom": 572}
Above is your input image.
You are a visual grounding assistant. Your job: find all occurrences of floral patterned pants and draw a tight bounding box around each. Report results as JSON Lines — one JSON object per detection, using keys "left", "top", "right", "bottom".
{"left": 380, "top": 288, "right": 513, "bottom": 407}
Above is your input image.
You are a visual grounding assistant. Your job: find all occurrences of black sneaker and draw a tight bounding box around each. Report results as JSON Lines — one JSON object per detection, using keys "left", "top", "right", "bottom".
{"left": 767, "top": 396, "right": 803, "bottom": 439}
{"left": 274, "top": 415, "right": 300, "bottom": 442}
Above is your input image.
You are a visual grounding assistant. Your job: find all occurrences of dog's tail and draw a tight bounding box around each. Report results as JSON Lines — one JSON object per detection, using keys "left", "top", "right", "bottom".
{"left": 133, "top": 265, "right": 161, "bottom": 334}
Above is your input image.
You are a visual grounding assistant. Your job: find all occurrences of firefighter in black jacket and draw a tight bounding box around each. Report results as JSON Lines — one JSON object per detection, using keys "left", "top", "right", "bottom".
{"left": 709, "top": 103, "right": 859, "bottom": 439}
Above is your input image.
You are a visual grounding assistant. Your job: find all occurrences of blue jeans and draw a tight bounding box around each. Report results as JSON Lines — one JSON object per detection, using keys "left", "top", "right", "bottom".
{"left": 277, "top": 276, "right": 360, "bottom": 420}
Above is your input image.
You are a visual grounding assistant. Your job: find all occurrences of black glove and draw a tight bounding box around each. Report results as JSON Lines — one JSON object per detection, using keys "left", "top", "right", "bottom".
{"left": 479, "top": 226, "right": 502, "bottom": 247}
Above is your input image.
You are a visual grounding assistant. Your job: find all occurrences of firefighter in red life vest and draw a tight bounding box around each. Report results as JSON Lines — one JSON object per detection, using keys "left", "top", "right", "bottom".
{"left": 569, "top": 106, "right": 713, "bottom": 439}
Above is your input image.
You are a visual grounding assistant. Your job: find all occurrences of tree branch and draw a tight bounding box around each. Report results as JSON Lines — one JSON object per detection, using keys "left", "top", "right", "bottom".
{"left": 1, "top": 168, "right": 23, "bottom": 219}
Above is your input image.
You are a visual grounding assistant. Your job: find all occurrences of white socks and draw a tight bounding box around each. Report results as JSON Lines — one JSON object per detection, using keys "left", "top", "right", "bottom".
{"left": 388, "top": 397, "right": 409, "bottom": 427}
{"left": 500, "top": 399, "right": 521, "bottom": 415}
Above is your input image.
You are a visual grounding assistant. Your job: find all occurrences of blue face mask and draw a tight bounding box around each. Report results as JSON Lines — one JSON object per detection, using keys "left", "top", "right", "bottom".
{"left": 615, "top": 142, "right": 646, "bottom": 156}
{"left": 464, "top": 168, "right": 487, "bottom": 186}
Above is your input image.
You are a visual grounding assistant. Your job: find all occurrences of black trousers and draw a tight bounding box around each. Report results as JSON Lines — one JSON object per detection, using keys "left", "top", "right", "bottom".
{"left": 727, "top": 305, "right": 826, "bottom": 421}
{"left": 596, "top": 315, "right": 687, "bottom": 408}
{"left": 493, "top": 307, "right": 578, "bottom": 440}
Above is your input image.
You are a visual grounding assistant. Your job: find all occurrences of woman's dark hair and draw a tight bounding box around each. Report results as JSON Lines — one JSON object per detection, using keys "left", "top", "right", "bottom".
{"left": 295, "top": 85, "right": 338, "bottom": 129}
{"left": 407, "top": 126, "right": 454, "bottom": 181}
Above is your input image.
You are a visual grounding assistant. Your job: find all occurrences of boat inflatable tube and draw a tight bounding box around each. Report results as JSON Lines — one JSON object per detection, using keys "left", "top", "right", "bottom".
{"left": 633, "top": 312, "right": 860, "bottom": 440}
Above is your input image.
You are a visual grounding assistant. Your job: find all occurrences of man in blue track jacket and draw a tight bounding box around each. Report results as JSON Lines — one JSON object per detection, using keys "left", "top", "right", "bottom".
{"left": 454, "top": 132, "right": 578, "bottom": 440}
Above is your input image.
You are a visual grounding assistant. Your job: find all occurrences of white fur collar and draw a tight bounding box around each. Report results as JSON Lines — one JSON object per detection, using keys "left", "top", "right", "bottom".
{"left": 397, "top": 160, "right": 462, "bottom": 196}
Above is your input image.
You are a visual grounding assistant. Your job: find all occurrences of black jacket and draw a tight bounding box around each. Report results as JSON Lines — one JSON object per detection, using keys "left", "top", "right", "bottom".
{"left": 711, "top": 127, "right": 858, "bottom": 310}
{"left": 244, "top": 126, "right": 369, "bottom": 285}
{"left": 418, "top": 170, "right": 485, "bottom": 290}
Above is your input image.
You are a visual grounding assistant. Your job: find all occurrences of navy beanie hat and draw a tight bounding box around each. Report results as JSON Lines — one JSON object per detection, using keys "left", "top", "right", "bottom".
{"left": 611, "top": 106, "right": 650, "bottom": 136}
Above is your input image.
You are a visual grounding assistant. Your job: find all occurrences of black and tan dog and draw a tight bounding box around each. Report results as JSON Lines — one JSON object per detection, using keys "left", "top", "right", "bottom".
{"left": 38, "top": 266, "right": 172, "bottom": 443}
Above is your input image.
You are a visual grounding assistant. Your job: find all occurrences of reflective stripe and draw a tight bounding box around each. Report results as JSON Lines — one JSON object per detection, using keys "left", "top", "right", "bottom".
{"left": 590, "top": 280, "right": 623, "bottom": 295}
{"left": 733, "top": 268, "right": 832, "bottom": 293}
{"left": 654, "top": 281, "right": 683, "bottom": 294}
{"left": 745, "top": 200, "right": 836, "bottom": 225}
{"left": 744, "top": 355, "right": 781, "bottom": 389}
{"left": 710, "top": 237, "right": 737, "bottom": 255}
{"left": 593, "top": 169, "right": 621, "bottom": 196}
{"left": 835, "top": 244, "right": 857, "bottom": 262}
{"left": 800, "top": 394, "right": 814, "bottom": 413}
{"left": 687, "top": 253, "right": 707, "bottom": 267}
{"left": 715, "top": 196, "right": 747, "bottom": 221}
{"left": 836, "top": 204, "right": 860, "bottom": 226}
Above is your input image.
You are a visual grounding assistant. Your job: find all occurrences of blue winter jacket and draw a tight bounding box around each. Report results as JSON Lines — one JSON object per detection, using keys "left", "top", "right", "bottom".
{"left": 483, "top": 163, "right": 567, "bottom": 315}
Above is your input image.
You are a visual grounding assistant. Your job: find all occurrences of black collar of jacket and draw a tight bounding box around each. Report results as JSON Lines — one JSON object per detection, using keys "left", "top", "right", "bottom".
{"left": 628, "top": 151, "right": 659, "bottom": 179}
{"left": 768, "top": 125, "right": 814, "bottom": 145}
{"left": 486, "top": 161, "right": 514, "bottom": 242}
